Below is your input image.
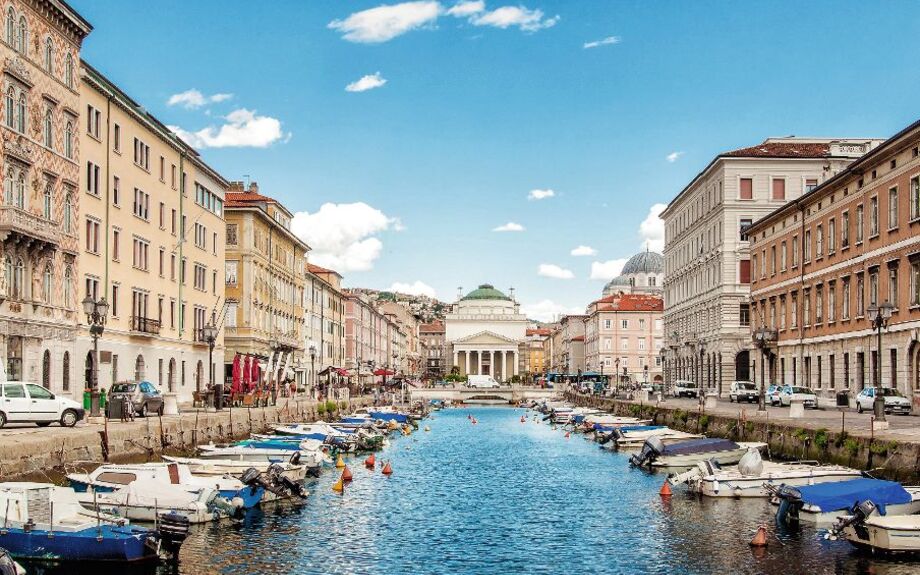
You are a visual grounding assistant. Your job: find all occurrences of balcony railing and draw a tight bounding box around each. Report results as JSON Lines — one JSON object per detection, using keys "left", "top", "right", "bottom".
{"left": 131, "top": 316, "right": 161, "bottom": 335}
{"left": 0, "top": 205, "right": 60, "bottom": 247}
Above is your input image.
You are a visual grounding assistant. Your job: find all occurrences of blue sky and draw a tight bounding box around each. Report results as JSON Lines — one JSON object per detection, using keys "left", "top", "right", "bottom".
{"left": 74, "top": 0, "right": 920, "bottom": 320}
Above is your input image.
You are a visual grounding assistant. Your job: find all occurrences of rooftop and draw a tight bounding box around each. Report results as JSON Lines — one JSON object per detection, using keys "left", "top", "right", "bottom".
{"left": 461, "top": 284, "right": 511, "bottom": 302}
{"left": 591, "top": 293, "right": 663, "bottom": 313}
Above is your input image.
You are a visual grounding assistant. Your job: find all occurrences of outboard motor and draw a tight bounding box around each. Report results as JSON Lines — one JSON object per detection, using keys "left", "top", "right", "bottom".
{"left": 241, "top": 465, "right": 307, "bottom": 501}
{"left": 771, "top": 484, "right": 804, "bottom": 526}
{"left": 0, "top": 548, "right": 17, "bottom": 575}
{"left": 158, "top": 511, "right": 191, "bottom": 558}
{"left": 629, "top": 436, "right": 665, "bottom": 467}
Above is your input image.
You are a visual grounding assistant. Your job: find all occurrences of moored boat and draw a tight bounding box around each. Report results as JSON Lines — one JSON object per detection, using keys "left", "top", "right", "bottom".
{"left": 772, "top": 478, "right": 920, "bottom": 526}
{"left": 629, "top": 437, "right": 767, "bottom": 471}
{"left": 830, "top": 500, "right": 920, "bottom": 553}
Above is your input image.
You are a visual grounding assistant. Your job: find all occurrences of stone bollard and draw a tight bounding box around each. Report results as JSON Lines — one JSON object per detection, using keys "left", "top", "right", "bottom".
{"left": 162, "top": 393, "right": 179, "bottom": 415}
{"left": 705, "top": 393, "right": 718, "bottom": 410}
{"left": 638, "top": 390, "right": 649, "bottom": 403}
{"left": 789, "top": 400, "right": 805, "bottom": 419}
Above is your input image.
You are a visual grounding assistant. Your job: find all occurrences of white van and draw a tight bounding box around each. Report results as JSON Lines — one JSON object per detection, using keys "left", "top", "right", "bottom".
{"left": 0, "top": 382, "right": 85, "bottom": 428}
{"left": 672, "top": 380, "right": 699, "bottom": 398}
{"left": 467, "top": 375, "right": 501, "bottom": 389}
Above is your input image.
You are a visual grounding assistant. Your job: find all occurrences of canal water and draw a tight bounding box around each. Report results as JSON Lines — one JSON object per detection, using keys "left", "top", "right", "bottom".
{"left": 26, "top": 406, "right": 920, "bottom": 574}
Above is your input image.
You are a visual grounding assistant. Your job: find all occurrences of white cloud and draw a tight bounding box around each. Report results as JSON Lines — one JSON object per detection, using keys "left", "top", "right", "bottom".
{"left": 389, "top": 280, "right": 437, "bottom": 298}
{"left": 167, "top": 89, "right": 233, "bottom": 109}
{"left": 471, "top": 6, "right": 559, "bottom": 31}
{"left": 538, "top": 263, "right": 574, "bottom": 279}
{"left": 590, "top": 258, "right": 628, "bottom": 280}
{"left": 169, "top": 108, "right": 286, "bottom": 149}
{"left": 520, "top": 299, "right": 583, "bottom": 323}
{"left": 291, "top": 202, "right": 400, "bottom": 272}
{"left": 570, "top": 245, "right": 597, "bottom": 257}
{"left": 493, "top": 221, "right": 525, "bottom": 232}
{"left": 640, "top": 203, "right": 666, "bottom": 252}
{"left": 346, "top": 72, "right": 388, "bottom": 93}
{"left": 446, "top": 0, "right": 484, "bottom": 16}
{"left": 666, "top": 151, "right": 684, "bottom": 163}
{"left": 583, "top": 35, "right": 621, "bottom": 49}
{"left": 527, "top": 188, "right": 555, "bottom": 201}
{"left": 328, "top": 1, "right": 441, "bottom": 43}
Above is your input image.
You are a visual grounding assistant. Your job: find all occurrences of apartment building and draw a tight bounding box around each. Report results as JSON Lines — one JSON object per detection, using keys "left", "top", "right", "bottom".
{"left": 661, "top": 137, "right": 882, "bottom": 395}
{"left": 584, "top": 293, "right": 664, "bottom": 384}
{"left": 747, "top": 119, "right": 920, "bottom": 406}
{"left": 306, "top": 263, "right": 345, "bottom": 386}
{"left": 419, "top": 320, "right": 446, "bottom": 378}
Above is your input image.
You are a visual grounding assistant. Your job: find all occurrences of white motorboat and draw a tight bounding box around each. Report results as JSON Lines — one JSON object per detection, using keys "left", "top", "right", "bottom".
{"left": 630, "top": 436, "right": 767, "bottom": 471}
{"left": 196, "top": 442, "right": 329, "bottom": 469}
{"left": 604, "top": 428, "right": 703, "bottom": 451}
{"left": 669, "top": 450, "right": 863, "bottom": 497}
{"left": 773, "top": 477, "right": 920, "bottom": 526}
{"left": 162, "top": 456, "right": 310, "bottom": 480}
{"left": 831, "top": 500, "right": 920, "bottom": 553}
{"left": 79, "top": 479, "right": 234, "bottom": 524}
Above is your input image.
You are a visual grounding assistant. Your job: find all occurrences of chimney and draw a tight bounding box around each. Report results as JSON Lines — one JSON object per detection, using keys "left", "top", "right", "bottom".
{"left": 228, "top": 181, "right": 245, "bottom": 192}
{"left": 248, "top": 182, "right": 259, "bottom": 194}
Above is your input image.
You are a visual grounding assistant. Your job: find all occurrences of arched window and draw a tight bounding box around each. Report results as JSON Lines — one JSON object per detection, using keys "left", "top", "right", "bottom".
{"left": 42, "top": 350, "right": 50, "bottom": 388}
{"left": 5, "top": 8, "right": 13, "bottom": 46}
{"left": 14, "top": 171, "right": 24, "bottom": 208}
{"left": 4, "top": 87, "right": 13, "bottom": 128}
{"left": 3, "top": 166, "right": 12, "bottom": 204}
{"left": 16, "top": 15, "right": 26, "bottom": 54}
{"left": 43, "top": 36, "right": 52, "bottom": 73}
{"left": 16, "top": 92, "right": 25, "bottom": 133}
{"left": 64, "top": 54, "right": 73, "bottom": 89}
{"left": 13, "top": 257, "right": 24, "bottom": 299}
{"left": 42, "top": 263, "right": 52, "bottom": 303}
{"left": 64, "top": 121, "right": 73, "bottom": 158}
{"left": 63, "top": 264, "right": 72, "bottom": 307}
{"left": 63, "top": 192, "right": 73, "bottom": 233}
{"left": 3, "top": 256, "right": 11, "bottom": 296}
{"left": 62, "top": 351, "right": 70, "bottom": 391}
{"left": 43, "top": 180, "right": 52, "bottom": 219}
{"left": 43, "top": 108, "right": 52, "bottom": 148}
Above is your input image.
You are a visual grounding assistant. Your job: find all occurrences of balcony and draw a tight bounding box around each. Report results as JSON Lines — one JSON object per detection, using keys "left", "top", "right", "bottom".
{"left": 0, "top": 206, "right": 60, "bottom": 250}
{"left": 130, "top": 316, "right": 161, "bottom": 336}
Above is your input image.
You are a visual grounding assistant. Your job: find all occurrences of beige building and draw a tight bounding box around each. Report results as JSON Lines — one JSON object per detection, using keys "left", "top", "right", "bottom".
{"left": 0, "top": 0, "right": 91, "bottom": 392}
{"left": 379, "top": 299, "right": 419, "bottom": 377}
{"left": 747, "top": 119, "right": 920, "bottom": 406}
{"left": 419, "top": 320, "right": 446, "bottom": 378}
{"left": 559, "top": 314, "right": 586, "bottom": 374}
{"left": 524, "top": 327, "right": 550, "bottom": 378}
{"left": 77, "top": 63, "right": 227, "bottom": 403}
{"left": 223, "top": 183, "right": 307, "bottom": 392}
{"left": 306, "top": 263, "right": 345, "bottom": 392}
{"left": 583, "top": 293, "right": 664, "bottom": 384}
{"left": 661, "top": 137, "right": 882, "bottom": 395}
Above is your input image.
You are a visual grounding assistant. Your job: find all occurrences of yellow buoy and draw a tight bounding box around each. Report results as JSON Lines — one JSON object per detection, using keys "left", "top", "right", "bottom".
{"left": 335, "top": 454, "right": 345, "bottom": 469}
{"left": 332, "top": 478, "right": 344, "bottom": 493}
{"left": 424, "top": 426, "right": 431, "bottom": 432}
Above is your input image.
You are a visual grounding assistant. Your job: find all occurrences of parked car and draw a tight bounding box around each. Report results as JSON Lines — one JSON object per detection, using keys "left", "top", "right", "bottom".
{"left": 729, "top": 381, "right": 758, "bottom": 403}
{"left": 107, "top": 381, "right": 164, "bottom": 417}
{"left": 766, "top": 384, "right": 783, "bottom": 406}
{"left": 855, "top": 387, "right": 911, "bottom": 415}
{"left": 0, "top": 382, "right": 84, "bottom": 428}
{"left": 672, "top": 380, "right": 698, "bottom": 398}
{"left": 778, "top": 385, "right": 818, "bottom": 408}
{"left": 467, "top": 375, "right": 500, "bottom": 389}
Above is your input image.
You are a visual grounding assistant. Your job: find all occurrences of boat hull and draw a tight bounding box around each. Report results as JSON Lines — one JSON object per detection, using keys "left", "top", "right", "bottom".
{"left": 844, "top": 518, "right": 920, "bottom": 553}
{"left": 0, "top": 525, "right": 156, "bottom": 562}
{"left": 699, "top": 470, "right": 863, "bottom": 498}
{"left": 650, "top": 443, "right": 766, "bottom": 472}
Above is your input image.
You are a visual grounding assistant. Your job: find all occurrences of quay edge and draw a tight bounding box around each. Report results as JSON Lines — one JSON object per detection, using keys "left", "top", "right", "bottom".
{"left": 565, "top": 392, "right": 920, "bottom": 483}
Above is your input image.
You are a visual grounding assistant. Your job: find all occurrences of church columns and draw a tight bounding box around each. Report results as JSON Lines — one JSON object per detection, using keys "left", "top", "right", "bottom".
{"left": 502, "top": 351, "right": 508, "bottom": 382}
{"left": 453, "top": 350, "right": 459, "bottom": 373}
{"left": 464, "top": 350, "right": 470, "bottom": 376}
{"left": 513, "top": 351, "right": 519, "bottom": 377}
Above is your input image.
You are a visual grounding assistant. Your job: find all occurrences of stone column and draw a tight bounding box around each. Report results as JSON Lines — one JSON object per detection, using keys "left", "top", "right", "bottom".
{"left": 464, "top": 349, "right": 470, "bottom": 376}
{"left": 513, "top": 351, "right": 519, "bottom": 376}
{"left": 502, "top": 351, "right": 508, "bottom": 382}
{"left": 453, "top": 349, "right": 459, "bottom": 373}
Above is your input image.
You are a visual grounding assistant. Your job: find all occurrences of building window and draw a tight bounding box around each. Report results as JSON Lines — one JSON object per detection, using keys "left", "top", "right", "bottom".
{"left": 194, "top": 264, "right": 206, "bottom": 291}
{"left": 64, "top": 121, "right": 74, "bottom": 159}
{"left": 791, "top": 293, "right": 798, "bottom": 327}
{"left": 112, "top": 176, "right": 120, "bottom": 206}
{"left": 792, "top": 235, "right": 799, "bottom": 267}
{"left": 856, "top": 273, "right": 865, "bottom": 317}
{"left": 911, "top": 176, "right": 920, "bottom": 221}
{"left": 133, "top": 138, "right": 150, "bottom": 170}
{"left": 828, "top": 282, "right": 836, "bottom": 322}
{"left": 111, "top": 284, "right": 119, "bottom": 317}
{"left": 42, "top": 181, "right": 52, "bottom": 220}
{"left": 85, "top": 218, "right": 100, "bottom": 254}
{"left": 86, "top": 105, "right": 101, "bottom": 139}
{"left": 43, "top": 109, "right": 53, "bottom": 148}
{"left": 620, "top": 337, "right": 628, "bottom": 351}
{"left": 739, "top": 303, "right": 750, "bottom": 326}
{"left": 64, "top": 54, "right": 73, "bottom": 88}
{"left": 828, "top": 218, "right": 836, "bottom": 253}
{"left": 842, "top": 279, "right": 851, "bottom": 320}
{"left": 112, "top": 229, "right": 120, "bottom": 261}
{"left": 63, "top": 265, "right": 73, "bottom": 307}
{"left": 772, "top": 178, "right": 785, "bottom": 200}
{"left": 888, "top": 187, "right": 899, "bottom": 230}
{"left": 889, "top": 265, "right": 899, "bottom": 308}
{"left": 841, "top": 211, "right": 849, "bottom": 248}
{"left": 133, "top": 188, "right": 149, "bottom": 220}
{"left": 815, "top": 225, "right": 823, "bottom": 257}
{"left": 225, "top": 261, "right": 238, "bottom": 285}
{"left": 804, "top": 229, "right": 812, "bottom": 261}
{"left": 620, "top": 319, "right": 628, "bottom": 329}
{"left": 780, "top": 241, "right": 787, "bottom": 271}
{"left": 740, "top": 218, "right": 752, "bottom": 241}
{"left": 63, "top": 193, "right": 73, "bottom": 234}
{"left": 740, "top": 178, "right": 753, "bottom": 200}
{"left": 910, "top": 260, "right": 920, "bottom": 307}
{"left": 869, "top": 270, "right": 879, "bottom": 306}
{"left": 856, "top": 204, "right": 864, "bottom": 243}
{"left": 869, "top": 196, "right": 879, "bottom": 237}
{"left": 803, "top": 290, "right": 811, "bottom": 326}
{"left": 113, "top": 123, "right": 120, "bottom": 152}
{"left": 739, "top": 259, "right": 750, "bottom": 284}
{"left": 815, "top": 285, "right": 823, "bottom": 323}
{"left": 226, "top": 223, "right": 238, "bottom": 245}
{"left": 86, "top": 162, "right": 100, "bottom": 196}
{"left": 805, "top": 178, "right": 819, "bottom": 192}
{"left": 42, "top": 264, "right": 52, "bottom": 304}
{"left": 132, "top": 238, "right": 149, "bottom": 271}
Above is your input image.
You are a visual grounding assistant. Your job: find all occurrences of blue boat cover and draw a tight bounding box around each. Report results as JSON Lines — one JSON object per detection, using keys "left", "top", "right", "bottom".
{"left": 659, "top": 438, "right": 739, "bottom": 456}
{"left": 792, "top": 478, "right": 910, "bottom": 515}
{"left": 618, "top": 425, "right": 666, "bottom": 433}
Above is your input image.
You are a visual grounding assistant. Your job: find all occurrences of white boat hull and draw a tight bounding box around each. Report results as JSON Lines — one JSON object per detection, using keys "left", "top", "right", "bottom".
{"left": 650, "top": 442, "right": 767, "bottom": 472}
{"left": 800, "top": 499, "right": 920, "bottom": 526}
{"left": 844, "top": 515, "right": 920, "bottom": 552}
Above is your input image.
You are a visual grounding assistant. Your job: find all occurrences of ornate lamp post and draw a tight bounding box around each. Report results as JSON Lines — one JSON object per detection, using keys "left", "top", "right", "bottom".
{"left": 867, "top": 301, "right": 895, "bottom": 422}
{"left": 201, "top": 317, "right": 219, "bottom": 410}
{"left": 752, "top": 326, "right": 778, "bottom": 412}
{"left": 82, "top": 295, "right": 109, "bottom": 417}
{"left": 308, "top": 343, "right": 317, "bottom": 400}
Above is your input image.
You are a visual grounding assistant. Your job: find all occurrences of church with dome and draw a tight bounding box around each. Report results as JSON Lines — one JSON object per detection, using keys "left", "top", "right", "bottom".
{"left": 602, "top": 250, "right": 664, "bottom": 297}
{"left": 445, "top": 284, "right": 528, "bottom": 381}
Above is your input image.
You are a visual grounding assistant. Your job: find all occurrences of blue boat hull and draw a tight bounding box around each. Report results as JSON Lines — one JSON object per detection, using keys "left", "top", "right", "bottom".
{"left": 0, "top": 525, "right": 156, "bottom": 562}
{"left": 220, "top": 485, "right": 264, "bottom": 509}
{"left": 369, "top": 412, "right": 408, "bottom": 423}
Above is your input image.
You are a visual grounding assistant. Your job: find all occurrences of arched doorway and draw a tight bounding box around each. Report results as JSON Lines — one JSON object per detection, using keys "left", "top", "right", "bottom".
{"left": 42, "top": 350, "right": 50, "bottom": 388}
{"left": 909, "top": 341, "right": 920, "bottom": 407}
{"left": 84, "top": 351, "right": 94, "bottom": 389}
{"left": 134, "top": 355, "right": 146, "bottom": 381}
{"left": 195, "top": 360, "right": 203, "bottom": 392}
{"left": 62, "top": 351, "right": 70, "bottom": 391}
{"left": 168, "top": 358, "right": 176, "bottom": 392}
{"left": 735, "top": 350, "right": 750, "bottom": 381}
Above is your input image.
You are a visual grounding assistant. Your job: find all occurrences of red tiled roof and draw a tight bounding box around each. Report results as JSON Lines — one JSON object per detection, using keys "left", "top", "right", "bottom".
{"left": 419, "top": 321, "right": 444, "bottom": 333}
{"left": 571, "top": 335, "right": 585, "bottom": 342}
{"left": 225, "top": 191, "right": 278, "bottom": 207}
{"left": 308, "top": 263, "right": 339, "bottom": 276}
{"left": 721, "top": 141, "right": 831, "bottom": 159}
{"left": 591, "top": 293, "right": 663, "bottom": 312}
{"left": 526, "top": 328, "right": 552, "bottom": 336}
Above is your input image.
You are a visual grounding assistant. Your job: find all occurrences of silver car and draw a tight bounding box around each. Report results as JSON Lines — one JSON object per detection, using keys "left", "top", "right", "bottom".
{"left": 107, "top": 381, "right": 164, "bottom": 417}
{"left": 855, "top": 387, "right": 911, "bottom": 415}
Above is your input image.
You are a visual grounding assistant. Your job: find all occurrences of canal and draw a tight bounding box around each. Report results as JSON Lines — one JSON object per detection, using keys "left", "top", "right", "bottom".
{"left": 27, "top": 406, "right": 920, "bottom": 574}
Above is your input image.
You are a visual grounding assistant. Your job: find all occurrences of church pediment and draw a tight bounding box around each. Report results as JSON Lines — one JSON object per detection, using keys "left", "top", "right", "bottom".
{"left": 453, "top": 330, "right": 520, "bottom": 346}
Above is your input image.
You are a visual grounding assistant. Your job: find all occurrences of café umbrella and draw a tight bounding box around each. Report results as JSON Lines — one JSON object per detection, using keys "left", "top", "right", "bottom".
{"left": 231, "top": 354, "right": 242, "bottom": 394}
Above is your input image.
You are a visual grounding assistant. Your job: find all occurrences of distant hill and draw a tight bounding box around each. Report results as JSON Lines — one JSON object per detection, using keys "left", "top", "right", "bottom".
{"left": 347, "top": 287, "right": 449, "bottom": 322}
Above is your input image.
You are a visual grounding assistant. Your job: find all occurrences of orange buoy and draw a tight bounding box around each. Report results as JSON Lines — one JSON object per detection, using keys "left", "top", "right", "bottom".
{"left": 520, "top": 416, "right": 526, "bottom": 423}
{"left": 750, "top": 525, "right": 768, "bottom": 547}
{"left": 365, "top": 453, "right": 376, "bottom": 468}
{"left": 659, "top": 479, "right": 672, "bottom": 498}
{"left": 564, "top": 432, "right": 571, "bottom": 439}
{"left": 332, "top": 478, "right": 344, "bottom": 493}
{"left": 342, "top": 465, "right": 353, "bottom": 482}
{"left": 381, "top": 461, "right": 393, "bottom": 475}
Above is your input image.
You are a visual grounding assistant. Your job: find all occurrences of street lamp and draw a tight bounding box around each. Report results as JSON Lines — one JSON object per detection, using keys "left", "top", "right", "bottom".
{"left": 752, "top": 326, "right": 777, "bottom": 412}
{"left": 82, "top": 294, "right": 109, "bottom": 417}
{"left": 867, "top": 301, "right": 895, "bottom": 422}
{"left": 201, "top": 316, "right": 219, "bottom": 410}
{"left": 308, "top": 343, "right": 317, "bottom": 400}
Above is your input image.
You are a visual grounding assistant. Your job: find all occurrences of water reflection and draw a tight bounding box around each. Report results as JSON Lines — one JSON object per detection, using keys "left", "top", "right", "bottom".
{"left": 19, "top": 407, "right": 920, "bottom": 574}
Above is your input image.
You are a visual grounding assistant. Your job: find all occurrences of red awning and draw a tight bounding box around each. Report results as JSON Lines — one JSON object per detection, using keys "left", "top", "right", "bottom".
{"left": 373, "top": 368, "right": 396, "bottom": 376}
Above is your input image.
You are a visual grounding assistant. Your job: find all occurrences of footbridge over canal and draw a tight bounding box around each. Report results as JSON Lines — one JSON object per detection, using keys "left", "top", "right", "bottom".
{"left": 409, "top": 385, "right": 560, "bottom": 405}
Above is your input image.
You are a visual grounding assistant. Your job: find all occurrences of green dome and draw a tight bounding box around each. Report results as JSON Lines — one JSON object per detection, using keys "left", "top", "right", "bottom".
{"left": 462, "top": 284, "right": 511, "bottom": 301}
